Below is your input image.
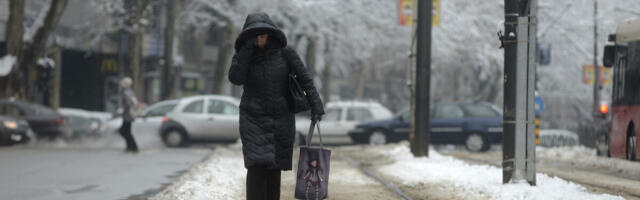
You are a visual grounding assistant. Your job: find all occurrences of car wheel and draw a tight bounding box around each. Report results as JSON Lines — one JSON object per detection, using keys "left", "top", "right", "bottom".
{"left": 465, "top": 133, "right": 488, "bottom": 152}
{"left": 163, "top": 129, "right": 188, "bottom": 147}
{"left": 596, "top": 132, "right": 610, "bottom": 157}
{"left": 627, "top": 135, "right": 636, "bottom": 161}
{"left": 368, "top": 131, "right": 387, "bottom": 145}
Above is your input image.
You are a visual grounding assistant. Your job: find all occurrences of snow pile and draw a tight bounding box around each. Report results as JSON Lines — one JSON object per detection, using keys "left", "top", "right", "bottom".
{"left": 537, "top": 146, "right": 640, "bottom": 177}
{"left": 151, "top": 147, "right": 245, "bottom": 200}
{"left": 0, "top": 55, "right": 16, "bottom": 77}
{"left": 37, "top": 57, "right": 56, "bottom": 68}
{"left": 58, "top": 107, "right": 114, "bottom": 121}
{"left": 379, "top": 144, "right": 623, "bottom": 200}
{"left": 329, "top": 165, "right": 375, "bottom": 186}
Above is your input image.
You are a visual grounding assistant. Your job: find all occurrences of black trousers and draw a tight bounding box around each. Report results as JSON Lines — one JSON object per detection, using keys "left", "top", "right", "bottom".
{"left": 246, "top": 166, "right": 281, "bottom": 200}
{"left": 119, "top": 121, "right": 138, "bottom": 151}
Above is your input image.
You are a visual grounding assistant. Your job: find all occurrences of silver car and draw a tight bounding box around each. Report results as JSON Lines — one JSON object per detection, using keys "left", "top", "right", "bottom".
{"left": 296, "top": 100, "right": 393, "bottom": 145}
{"left": 160, "top": 95, "right": 240, "bottom": 147}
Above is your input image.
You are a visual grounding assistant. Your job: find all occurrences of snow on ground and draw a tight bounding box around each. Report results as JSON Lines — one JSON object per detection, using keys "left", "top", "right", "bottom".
{"left": 151, "top": 144, "right": 245, "bottom": 200}
{"left": 0, "top": 55, "right": 16, "bottom": 76}
{"left": 537, "top": 145, "right": 640, "bottom": 178}
{"left": 378, "top": 143, "right": 623, "bottom": 200}
{"left": 58, "top": 108, "right": 114, "bottom": 121}
{"left": 153, "top": 143, "right": 381, "bottom": 200}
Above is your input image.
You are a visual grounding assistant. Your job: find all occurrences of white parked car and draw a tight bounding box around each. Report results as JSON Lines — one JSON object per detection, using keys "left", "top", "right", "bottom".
{"left": 296, "top": 101, "right": 393, "bottom": 145}
{"left": 132, "top": 100, "right": 179, "bottom": 137}
{"left": 160, "top": 95, "right": 240, "bottom": 147}
{"left": 103, "top": 100, "right": 178, "bottom": 136}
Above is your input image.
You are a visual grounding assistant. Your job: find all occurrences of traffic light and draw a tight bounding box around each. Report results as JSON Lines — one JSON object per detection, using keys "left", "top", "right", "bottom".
{"left": 600, "top": 103, "right": 609, "bottom": 115}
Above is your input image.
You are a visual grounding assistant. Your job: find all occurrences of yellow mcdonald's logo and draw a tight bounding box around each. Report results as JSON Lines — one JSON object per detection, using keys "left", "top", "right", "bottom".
{"left": 101, "top": 59, "right": 118, "bottom": 73}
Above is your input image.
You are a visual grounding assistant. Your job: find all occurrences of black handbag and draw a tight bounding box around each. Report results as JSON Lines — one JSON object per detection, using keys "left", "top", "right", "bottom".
{"left": 284, "top": 52, "right": 311, "bottom": 113}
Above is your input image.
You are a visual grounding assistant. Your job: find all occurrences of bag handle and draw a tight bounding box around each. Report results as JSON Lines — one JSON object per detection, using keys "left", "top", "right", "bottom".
{"left": 305, "top": 119, "right": 323, "bottom": 149}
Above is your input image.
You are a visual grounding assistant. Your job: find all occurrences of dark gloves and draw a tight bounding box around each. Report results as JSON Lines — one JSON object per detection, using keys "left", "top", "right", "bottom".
{"left": 242, "top": 37, "right": 256, "bottom": 49}
{"left": 311, "top": 113, "right": 323, "bottom": 122}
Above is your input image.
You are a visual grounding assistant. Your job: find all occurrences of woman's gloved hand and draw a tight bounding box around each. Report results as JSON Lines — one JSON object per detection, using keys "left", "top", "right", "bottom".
{"left": 311, "top": 113, "right": 323, "bottom": 122}
{"left": 243, "top": 37, "right": 257, "bottom": 49}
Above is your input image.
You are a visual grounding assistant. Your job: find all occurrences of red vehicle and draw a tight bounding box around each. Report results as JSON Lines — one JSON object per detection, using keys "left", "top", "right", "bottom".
{"left": 600, "top": 18, "right": 640, "bottom": 160}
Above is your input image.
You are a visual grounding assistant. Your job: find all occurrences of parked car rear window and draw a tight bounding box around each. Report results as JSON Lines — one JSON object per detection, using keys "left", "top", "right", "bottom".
{"left": 183, "top": 100, "right": 204, "bottom": 113}
{"left": 323, "top": 109, "right": 341, "bottom": 121}
{"left": 347, "top": 108, "right": 373, "bottom": 121}
{"left": 462, "top": 104, "right": 500, "bottom": 117}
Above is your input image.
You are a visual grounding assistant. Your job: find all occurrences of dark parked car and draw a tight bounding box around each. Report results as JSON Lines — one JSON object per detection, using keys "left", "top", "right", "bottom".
{"left": 0, "top": 115, "right": 33, "bottom": 145}
{"left": 348, "top": 102, "right": 503, "bottom": 152}
{"left": 0, "top": 100, "right": 67, "bottom": 139}
{"left": 58, "top": 108, "right": 112, "bottom": 138}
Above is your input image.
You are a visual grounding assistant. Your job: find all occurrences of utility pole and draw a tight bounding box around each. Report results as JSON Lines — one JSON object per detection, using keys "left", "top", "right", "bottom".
{"left": 161, "top": 0, "right": 177, "bottom": 100}
{"left": 411, "top": 0, "right": 432, "bottom": 157}
{"left": 592, "top": 0, "right": 600, "bottom": 117}
{"left": 502, "top": 0, "right": 536, "bottom": 185}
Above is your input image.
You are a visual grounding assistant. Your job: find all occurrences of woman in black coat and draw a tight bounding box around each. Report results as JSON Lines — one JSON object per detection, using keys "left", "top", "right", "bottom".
{"left": 228, "top": 12, "right": 325, "bottom": 200}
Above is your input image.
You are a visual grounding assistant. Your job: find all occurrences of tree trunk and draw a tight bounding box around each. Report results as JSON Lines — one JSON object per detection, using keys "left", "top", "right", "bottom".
{"left": 305, "top": 37, "right": 317, "bottom": 77}
{"left": 18, "top": 0, "right": 68, "bottom": 101}
{"left": 126, "top": 0, "right": 151, "bottom": 101}
{"left": 355, "top": 63, "right": 369, "bottom": 99}
{"left": 50, "top": 47, "right": 61, "bottom": 110}
{"left": 128, "top": 32, "right": 143, "bottom": 99}
{"left": 321, "top": 39, "right": 332, "bottom": 102}
{"left": 213, "top": 23, "right": 234, "bottom": 95}
{"left": 0, "top": 0, "right": 25, "bottom": 99}
{"left": 161, "top": 0, "right": 177, "bottom": 100}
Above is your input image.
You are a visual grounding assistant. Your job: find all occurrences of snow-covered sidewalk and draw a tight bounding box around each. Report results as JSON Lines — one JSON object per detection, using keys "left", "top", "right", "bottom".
{"left": 151, "top": 142, "right": 626, "bottom": 200}
{"left": 537, "top": 145, "right": 640, "bottom": 178}
{"left": 151, "top": 144, "right": 246, "bottom": 200}
{"left": 376, "top": 143, "right": 623, "bottom": 200}
{"left": 151, "top": 142, "right": 399, "bottom": 200}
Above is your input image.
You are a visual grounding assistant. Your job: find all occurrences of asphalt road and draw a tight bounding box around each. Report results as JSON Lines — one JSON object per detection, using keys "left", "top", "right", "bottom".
{"left": 0, "top": 143, "right": 210, "bottom": 200}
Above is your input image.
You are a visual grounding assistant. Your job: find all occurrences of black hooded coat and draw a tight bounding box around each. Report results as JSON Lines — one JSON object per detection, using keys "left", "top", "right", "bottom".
{"left": 229, "top": 12, "right": 324, "bottom": 171}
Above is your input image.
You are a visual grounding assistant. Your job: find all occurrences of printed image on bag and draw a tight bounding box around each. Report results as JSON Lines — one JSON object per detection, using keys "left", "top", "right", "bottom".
{"left": 295, "top": 147, "right": 331, "bottom": 200}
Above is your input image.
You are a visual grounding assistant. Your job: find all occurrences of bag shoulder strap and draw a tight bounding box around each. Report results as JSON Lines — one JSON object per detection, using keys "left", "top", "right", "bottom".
{"left": 305, "top": 120, "right": 323, "bottom": 149}
{"left": 282, "top": 47, "right": 296, "bottom": 75}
